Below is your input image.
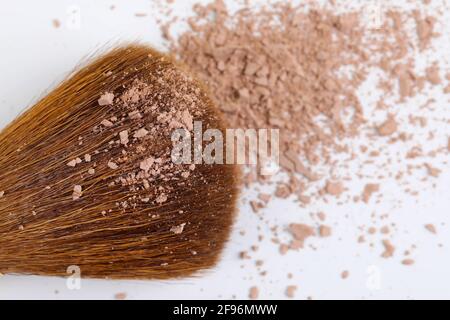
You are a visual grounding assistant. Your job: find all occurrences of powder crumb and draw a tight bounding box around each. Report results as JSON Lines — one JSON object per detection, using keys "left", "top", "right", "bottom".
{"left": 67, "top": 159, "right": 78, "bottom": 167}
{"left": 425, "top": 65, "right": 441, "bottom": 85}
{"left": 249, "top": 286, "right": 259, "bottom": 300}
{"left": 0, "top": 191, "right": 4, "bottom": 198}
{"left": 424, "top": 224, "right": 437, "bottom": 234}
{"left": 341, "top": 270, "right": 349, "bottom": 279}
{"left": 325, "top": 181, "right": 344, "bottom": 197}
{"left": 72, "top": 185, "right": 82, "bottom": 200}
{"left": 289, "top": 223, "right": 315, "bottom": 248}
{"left": 425, "top": 163, "right": 441, "bottom": 177}
{"left": 84, "top": 154, "right": 91, "bottom": 162}
{"left": 107, "top": 161, "right": 119, "bottom": 170}
{"left": 52, "top": 19, "right": 61, "bottom": 28}
{"left": 319, "top": 225, "right": 332, "bottom": 238}
{"left": 381, "top": 239, "right": 395, "bottom": 258}
{"left": 362, "top": 184, "right": 380, "bottom": 203}
{"left": 98, "top": 92, "right": 115, "bottom": 106}
{"left": 402, "top": 259, "right": 415, "bottom": 266}
{"left": 140, "top": 157, "right": 155, "bottom": 172}
{"left": 133, "top": 128, "right": 149, "bottom": 138}
{"left": 88, "top": 168, "right": 95, "bottom": 175}
{"left": 285, "top": 285, "right": 297, "bottom": 298}
{"left": 279, "top": 244, "right": 289, "bottom": 255}
{"left": 377, "top": 116, "right": 398, "bottom": 136}
{"left": 170, "top": 223, "right": 186, "bottom": 234}
{"left": 114, "top": 292, "right": 127, "bottom": 300}
{"left": 156, "top": 193, "right": 168, "bottom": 204}
{"left": 119, "top": 130, "right": 129, "bottom": 145}
{"left": 181, "top": 171, "right": 190, "bottom": 178}
{"left": 101, "top": 119, "right": 114, "bottom": 127}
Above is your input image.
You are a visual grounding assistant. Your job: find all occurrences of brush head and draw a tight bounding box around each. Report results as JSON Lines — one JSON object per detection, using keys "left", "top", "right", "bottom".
{"left": 0, "top": 45, "right": 240, "bottom": 279}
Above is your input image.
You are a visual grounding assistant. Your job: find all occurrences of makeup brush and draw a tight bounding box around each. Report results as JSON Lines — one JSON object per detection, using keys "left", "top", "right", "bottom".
{"left": 0, "top": 45, "right": 240, "bottom": 279}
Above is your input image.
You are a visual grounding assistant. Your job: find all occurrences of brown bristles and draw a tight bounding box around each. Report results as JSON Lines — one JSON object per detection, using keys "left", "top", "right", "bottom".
{"left": 0, "top": 45, "right": 240, "bottom": 279}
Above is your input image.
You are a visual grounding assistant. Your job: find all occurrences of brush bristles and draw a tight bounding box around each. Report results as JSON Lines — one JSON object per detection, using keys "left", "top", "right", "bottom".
{"left": 0, "top": 45, "right": 240, "bottom": 279}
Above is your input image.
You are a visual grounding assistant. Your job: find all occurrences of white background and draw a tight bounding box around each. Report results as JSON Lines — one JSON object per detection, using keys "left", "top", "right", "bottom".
{"left": 0, "top": 0, "right": 449, "bottom": 300}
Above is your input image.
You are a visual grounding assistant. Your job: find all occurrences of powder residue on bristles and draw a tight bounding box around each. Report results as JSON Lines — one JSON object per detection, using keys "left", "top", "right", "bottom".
{"left": 249, "top": 286, "right": 259, "bottom": 300}
{"left": 98, "top": 92, "right": 115, "bottom": 106}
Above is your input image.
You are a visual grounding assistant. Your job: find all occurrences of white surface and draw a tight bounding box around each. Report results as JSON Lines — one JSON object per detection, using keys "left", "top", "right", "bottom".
{"left": 0, "top": 0, "right": 449, "bottom": 300}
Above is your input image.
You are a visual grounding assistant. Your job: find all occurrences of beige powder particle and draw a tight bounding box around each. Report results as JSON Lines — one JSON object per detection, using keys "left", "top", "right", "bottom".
{"left": 140, "top": 157, "right": 155, "bottom": 172}
{"left": 107, "top": 161, "right": 119, "bottom": 170}
{"left": 114, "top": 292, "right": 127, "bottom": 300}
{"left": 52, "top": 19, "right": 61, "bottom": 28}
{"left": 133, "top": 128, "right": 149, "bottom": 138}
{"left": 88, "top": 168, "right": 95, "bottom": 175}
{"left": 425, "top": 163, "right": 441, "bottom": 177}
{"left": 362, "top": 184, "right": 380, "bottom": 203}
{"left": 377, "top": 116, "right": 397, "bottom": 136}
{"left": 72, "top": 185, "right": 82, "bottom": 200}
{"left": 325, "top": 181, "right": 344, "bottom": 197}
{"left": 424, "top": 224, "right": 437, "bottom": 234}
{"left": 170, "top": 223, "right": 186, "bottom": 234}
{"left": 98, "top": 92, "right": 115, "bottom": 106}
{"left": 84, "top": 154, "right": 91, "bottom": 162}
{"left": 286, "top": 285, "right": 297, "bottom": 298}
{"left": 119, "top": 130, "right": 129, "bottom": 145}
{"left": 319, "top": 225, "right": 332, "bottom": 237}
{"left": 341, "top": 270, "right": 349, "bottom": 279}
{"left": 67, "top": 159, "right": 78, "bottom": 167}
{"left": 289, "top": 223, "right": 315, "bottom": 248}
{"left": 249, "top": 286, "right": 259, "bottom": 300}
{"left": 181, "top": 171, "right": 190, "bottom": 178}
{"left": 156, "top": 193, "right": 168, "bottom": 204}
{"left": 0, "top": 191, "right": 4, "bottom": 198}
{"left": 402, "top": 259, "right": 415, "bottom": 266}
{"left": 101, "top": 119, "right": 114, "bottom": 127}
{"left": 381, "top": 239, "right": 395, "bottom": 258}
{"left": 425, "top": 65, "right": 441, "bottom": 85}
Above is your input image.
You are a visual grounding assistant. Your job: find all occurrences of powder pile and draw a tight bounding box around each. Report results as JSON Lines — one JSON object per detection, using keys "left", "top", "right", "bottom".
{"left": 159, "top": 0, "right": 450, "bottom": 299}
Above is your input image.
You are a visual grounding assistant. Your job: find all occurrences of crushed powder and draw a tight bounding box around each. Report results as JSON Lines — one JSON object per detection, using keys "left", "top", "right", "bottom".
{"left": 285, "top": 285, "right": 297, "bottom": 298}
{"left": 154, "top": 0, "right": 449, "bottom": 298}
{"left": 98, "top": 92, "right": 115, "bottom": 106}
{"left": 170, "top": 223, "right": 186, "bottom": 234}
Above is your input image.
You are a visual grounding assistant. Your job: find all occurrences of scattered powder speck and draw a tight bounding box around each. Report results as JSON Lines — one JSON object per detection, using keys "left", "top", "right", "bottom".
{"left": 341, "top": 270, "right": 349, "bottom": 279}
{"left": 52, "top": 19, "right": 61, "bottom": 29}
{"left": 362, "top": 184, "right": 380, "bottom": 203}
{"left": 425, "top": 163, "right": 441, "bottom": 178}
{"left": 288, "top": 223, "right": 315, "bottom": 249}
{"left": 325, "top": 181, "right": 344, "bottom": 197}
{"left": 0, "top": 191, "right": 4, "bottom": 198}
{"left": 285, "top": 285, "right": 297, "bottom": 298}
{"left": 377, "top": 116, "right": 398, "bottom": 137}
{"left": 249, "top": 286, "right": 259, "bottom": 300}
{"left": 319, "top": 225, "right": 332, "bottom": 238}
{"left": 381, "top": 239, "right": 395, "bottom": 258}
{"left": 424, "top": 224, "right": 437, "bottom": 234}
{"left": 402, "top": 259, "right": 415, "bottom": 266}
{"left": 114, "top": 292, "right": 127, "bottom": 300}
